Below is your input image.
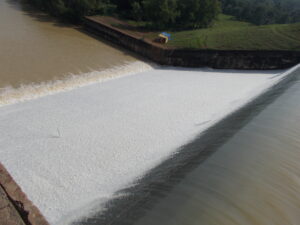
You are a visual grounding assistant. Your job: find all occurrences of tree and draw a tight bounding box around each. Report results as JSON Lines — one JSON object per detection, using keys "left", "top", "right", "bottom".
{"left": 176, "top": 0, "right": 220, "bottom": 28}
{"left": 131, "top": 1, "right": 143, "bottom": 21}
{"left": 27, "top": 0, "right": 222, "bottom": 29}
{"left": 143, "top": 0, "right": 179, "bottom": 28}
{"left": 221, "top": 0, "right": 300, "bottom": 25}
{"left": 142, "top": 0, "right": 220, "bottom": 29}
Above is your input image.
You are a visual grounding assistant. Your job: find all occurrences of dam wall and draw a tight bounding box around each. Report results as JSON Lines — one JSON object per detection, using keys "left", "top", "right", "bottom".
{"left": 84, "top": 17, "right": 300, "bottom": 70}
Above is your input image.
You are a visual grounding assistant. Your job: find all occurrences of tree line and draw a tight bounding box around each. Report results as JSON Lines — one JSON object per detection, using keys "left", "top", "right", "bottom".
{"left": 221, "top": 0, "right": 300, "bottom": 25}
{"left": 26, "top": 0, "right": 221, "bottom": 29}
{"left": 26, "top": 0, "right": 114, "bottom": 22}
{"left": 112, "top": 0, "right": 221, "bottom": 29}
{"left": 26, "top": 0, "right": 300, "bottom": 29}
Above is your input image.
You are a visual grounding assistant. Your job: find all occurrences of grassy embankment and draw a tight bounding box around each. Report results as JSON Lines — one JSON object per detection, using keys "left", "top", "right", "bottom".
{"left": 115, "top": 14, "right": 300, "bottom": 50}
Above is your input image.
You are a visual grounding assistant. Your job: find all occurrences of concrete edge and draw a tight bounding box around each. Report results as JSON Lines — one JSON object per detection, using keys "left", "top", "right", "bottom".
{"left": 0, "top": 162, "right": 50, "bottom": 225}
{"left": 0, "top": 185, "right": 26, "bottom": 225}
{"left": 83, "top": 16, "right": 300, "bottom": 70}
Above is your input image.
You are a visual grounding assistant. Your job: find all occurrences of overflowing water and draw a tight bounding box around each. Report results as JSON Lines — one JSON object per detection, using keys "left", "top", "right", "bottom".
{"left": 69, "top": 67, "right": 300, "bottom": 225}
{"left": 1, "top": 66, "right": 289, "bottom": 225}
{"left": 0, "top": 61, "right": 153, "bottom": 106}
{"left": 1, "top": 1, "right": 300, "bottom": 225}
{"left": 121, "top": 68, "right": 300, "bottom": 225}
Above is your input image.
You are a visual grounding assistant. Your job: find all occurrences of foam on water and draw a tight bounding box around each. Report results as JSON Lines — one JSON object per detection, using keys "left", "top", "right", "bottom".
{"left": 0, "top": 61, "right": 153, "bottom": 107}
{"left": 0, "top": 64, "right": 299, "bottom": 225}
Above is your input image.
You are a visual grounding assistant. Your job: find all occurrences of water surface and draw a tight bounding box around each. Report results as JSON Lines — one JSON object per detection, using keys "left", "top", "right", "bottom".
{"left": 2, "top": 1, "right": 300, "bottom": 224}
{"left": 0, "top": 0, "right": 137, "bottom": 88}
{"left": 130, "top": 70, "right": 300, "bottom": 225}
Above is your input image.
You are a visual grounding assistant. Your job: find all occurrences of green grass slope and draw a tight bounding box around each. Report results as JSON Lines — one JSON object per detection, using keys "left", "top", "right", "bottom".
{"left": 166, "top": 15, "right": 300, "bottom": 50}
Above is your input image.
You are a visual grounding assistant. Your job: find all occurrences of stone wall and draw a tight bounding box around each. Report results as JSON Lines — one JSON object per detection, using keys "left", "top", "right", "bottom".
{"left": 84, "top": 17, "right": 300, "bottom": 70}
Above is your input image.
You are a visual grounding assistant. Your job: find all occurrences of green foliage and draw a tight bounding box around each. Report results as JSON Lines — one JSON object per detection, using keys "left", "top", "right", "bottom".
{"left": 131, "top": 1, "right": 143, "bottom": 21}
{"left": 27, "top": 0, "right": 221, "bottom": 29}
{"left": 27, "top": 0, "right": 115, "bottom": 22}
{"left": 175, "top": 0, "right": 221, "bottom": 28}
{"left": 120, "top": 0, "right": 221, "bottom": 29}
{"left": 162, "top": 14, "right": 300, "bottom": 50}
{"left": 143, "top": 0, "right": 179, "bottom": 29}
{"left": 26, "top": 0, "right": 300, "bottom": 28}
{"left": 221, "top": 0, "right": 300, "bottom": 25}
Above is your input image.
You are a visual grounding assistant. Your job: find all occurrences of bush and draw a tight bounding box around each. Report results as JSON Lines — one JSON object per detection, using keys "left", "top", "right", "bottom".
{"left": 221, "top": 0, "right": 300, "bottom": 25}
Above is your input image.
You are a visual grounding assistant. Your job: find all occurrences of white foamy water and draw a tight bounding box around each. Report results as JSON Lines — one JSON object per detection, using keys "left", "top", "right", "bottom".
{"left": 0, "top": 61, "right": 153, "bottom": 107}
{"left": 0, "top": 65, "right": 298, "bottom": 224}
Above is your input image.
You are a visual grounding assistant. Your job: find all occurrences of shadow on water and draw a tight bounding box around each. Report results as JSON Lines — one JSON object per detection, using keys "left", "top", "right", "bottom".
{"left": 5, "top": 0, "right": 143, "bottom": 60}
{"left": 74, "top": 67, "right": 300, "bottom": 225}
{"left": 5, "top": 0, "right": 65, "bottom": 25}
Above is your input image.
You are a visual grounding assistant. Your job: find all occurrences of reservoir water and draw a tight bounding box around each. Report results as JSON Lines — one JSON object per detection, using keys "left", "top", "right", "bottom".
{"left": 0, "top": 0, "right": 136, "bottom": 88}
{"left": 1, "top": 1, "right": 300, "bottom": 225}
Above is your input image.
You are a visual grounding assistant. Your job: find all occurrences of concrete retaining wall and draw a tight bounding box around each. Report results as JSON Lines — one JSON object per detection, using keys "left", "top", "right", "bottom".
{"left": 84, "top": 17, "right": 300, "bottom": 70}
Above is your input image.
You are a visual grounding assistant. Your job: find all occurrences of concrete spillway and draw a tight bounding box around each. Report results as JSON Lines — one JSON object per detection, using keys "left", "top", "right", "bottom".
{"left": 1, "top": 64, "right": 299, "bottom": 224}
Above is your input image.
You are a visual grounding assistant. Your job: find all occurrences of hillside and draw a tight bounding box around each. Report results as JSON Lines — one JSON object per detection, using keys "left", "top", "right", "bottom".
{"left": 164, "top": 14, "right": 300, "bottom": 50}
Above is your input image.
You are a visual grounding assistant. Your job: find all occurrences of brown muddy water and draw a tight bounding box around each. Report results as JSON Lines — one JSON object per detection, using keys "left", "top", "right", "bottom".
{"left": 0, "top": 0, "right": 137, "bottom": 88}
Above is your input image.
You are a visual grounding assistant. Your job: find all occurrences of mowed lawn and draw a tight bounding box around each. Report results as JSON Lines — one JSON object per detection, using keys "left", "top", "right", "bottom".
{"left": 163, "top": 15, "right": 300, "bottom": 50}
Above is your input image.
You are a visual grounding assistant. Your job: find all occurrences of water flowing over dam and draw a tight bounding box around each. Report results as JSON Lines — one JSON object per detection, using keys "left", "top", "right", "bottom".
{"left": 115, "top": 67, "right": 300, "bottom": 225}
{"left": 1, "top": 1, "right": 300, "bottom": 225}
